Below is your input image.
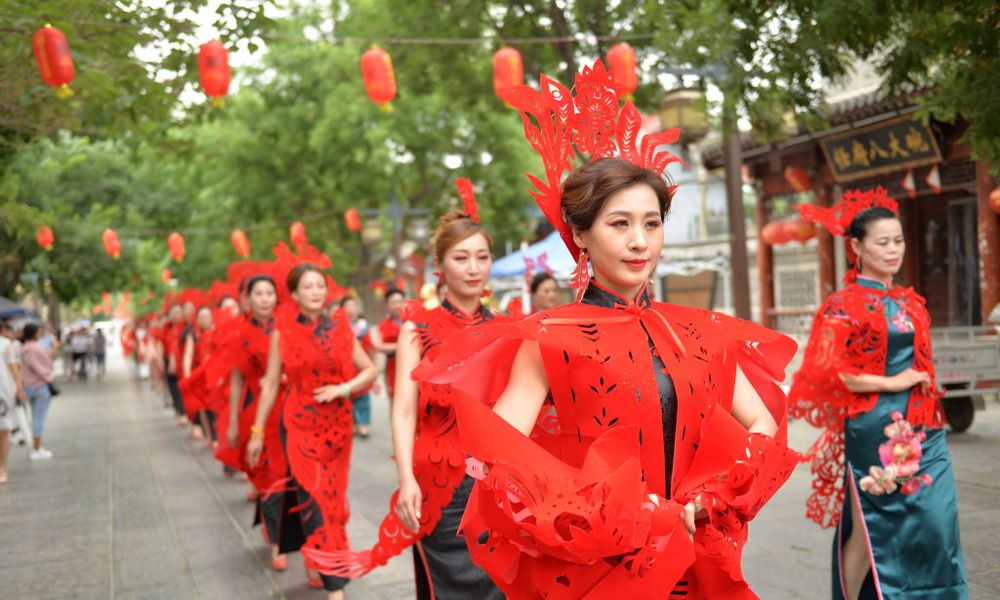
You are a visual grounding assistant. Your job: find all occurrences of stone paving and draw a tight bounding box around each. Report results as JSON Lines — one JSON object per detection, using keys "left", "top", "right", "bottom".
{"left": 1, "top": 352, "right": 997, "bottom": 599}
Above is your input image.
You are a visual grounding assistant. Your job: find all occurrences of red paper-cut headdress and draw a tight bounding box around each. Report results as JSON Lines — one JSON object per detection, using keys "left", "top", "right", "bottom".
{"left": 506, "top": 60, "right": 685, "bottom": 261}
{"left": 270, "top": 240, "right": 343, "bottom": 307}
{"left": 795, "top": 186, "right": 899, "bottom": 283}
{"left": 454, "top": 177, "right": 479, "bottom": 223}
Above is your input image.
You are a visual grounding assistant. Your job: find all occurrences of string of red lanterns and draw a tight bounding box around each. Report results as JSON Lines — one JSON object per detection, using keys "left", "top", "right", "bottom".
{"left": 492, "top": 47, "right": 524, "bottom": 102}
{"left": 167, "top": 231, "right": 186, "bottom": 262}
{"left": 360, "top": 46, "right": 397, "bottom": 109}
{"left": 102, "top": 229, "right": 121, "bottom": 259}
{"left": 36, "top": 225, "right": 54, "bottom": 251}
{"left": 606, "top": 42, "right": 638, "bottom": 96}
{"left": 230, "top": 229, "right": 251, "bottom": 257}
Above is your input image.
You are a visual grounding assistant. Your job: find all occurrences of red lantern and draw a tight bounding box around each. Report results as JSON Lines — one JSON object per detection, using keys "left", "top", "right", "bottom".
{"left": 782, "top": 218, "right": 816, "bottom": 244}
{"left": 102, "top": 229, "right": 121, "bottom": 259}
{"left": 32, "top": 25, "right": 75, "bottom": 98}
{"left": 369, "top": 281, "right": 388, "bottom": 297}
{"left": 989, "top": 186, "right": 1000, "bottom": 216}
{"left": 761, "top": 221, "right": 791, "bottom": 246}
{"left": 102, "top": 291, "right": 111, "bottom": 315}
{"left": 344, "top": 209, "right": 362, "bottom": 233}
{"left": 492, "top": 47, "right": 524, "bottom": 101}
{"left": 161, "top": 268, "right": 172, "bottom": 284}
{"left": 290, "top": 221, "right": 307, "bottom": 246}
{"left": 198, "top": 40, "right": 231, "bottom": 108}
{"left": 167, "top": 232, "right": 185, "bottom": 263}
{"left": 784, "top": 166, "right": 811, "bottom": 193}
{"left": 606, "top": 43, "right": 638, "bottom": 96}
{"left": 231, "top": 229, "right": 251, "bottom": 258}
{"left": 36, "top": 225, "right": 54, "bottom": 251}
{"left": 360, "top": 47, "right": 397, "bottom": 107}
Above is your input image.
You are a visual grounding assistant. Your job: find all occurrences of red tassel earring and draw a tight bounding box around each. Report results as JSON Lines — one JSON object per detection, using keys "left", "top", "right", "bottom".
{"left": 569, "top": 250, "right": 590, "bottom": 302}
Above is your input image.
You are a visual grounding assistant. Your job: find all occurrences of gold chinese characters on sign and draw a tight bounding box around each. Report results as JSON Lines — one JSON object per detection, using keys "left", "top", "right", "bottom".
{"left": 820, "top": 116, "right": 942, "bottom": 182}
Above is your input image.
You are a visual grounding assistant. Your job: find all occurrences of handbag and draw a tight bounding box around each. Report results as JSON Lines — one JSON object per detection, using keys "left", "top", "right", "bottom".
{"left": 47, "top": 381, "right": 61, "bottom": 397}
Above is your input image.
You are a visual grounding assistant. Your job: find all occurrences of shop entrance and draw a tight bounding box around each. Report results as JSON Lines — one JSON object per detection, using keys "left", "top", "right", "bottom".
{"left": 914, "top": 195, "right": 980, "bottom": 326}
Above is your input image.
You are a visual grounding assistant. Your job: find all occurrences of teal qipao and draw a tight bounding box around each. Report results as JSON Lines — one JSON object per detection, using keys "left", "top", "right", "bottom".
{"left": 790, "top": 277, "right": 967, "bottom": 599}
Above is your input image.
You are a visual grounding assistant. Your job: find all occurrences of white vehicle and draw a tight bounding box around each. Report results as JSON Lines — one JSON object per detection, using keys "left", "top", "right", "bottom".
{"left": 931, "top": 325, "right": 1000, "bottom": 432}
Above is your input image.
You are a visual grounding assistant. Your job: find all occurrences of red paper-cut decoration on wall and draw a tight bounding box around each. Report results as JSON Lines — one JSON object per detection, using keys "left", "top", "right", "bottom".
{"left": 344, "top": 209, "right": 362, "bottom": 233}
{"left": 231, "top": 229, "right": 251, "bottom": 258}
{"left": 198, "top": 40, "right": 231, "bottom": 108}
{"left": 289, "top": 221, "right": 307, "bottom": 246}
{"left": 761, "top": 221, "right": 790, "bottom": 245}
{"left": 32, "top": 25, "right": 75, "bottom": 98}
{"left": 784, "top": 166, "right": 811, "bottom": 193}
{"left": 36, "top": 225, "right": 54, "bottom": 251}
{"left": 360, "top": 47, "right": 397, "bottom": 108}
{"left": 492, "top": 47, "right": 523, "bottom": 101}
{"left": 102, "top": 229, "right": 121, "bottom": 259}
{"left": 167, "top": 232, "right": 186, "bottom": 263}
{"left": 606, "top": 43, "right": 638, "bottom": 96}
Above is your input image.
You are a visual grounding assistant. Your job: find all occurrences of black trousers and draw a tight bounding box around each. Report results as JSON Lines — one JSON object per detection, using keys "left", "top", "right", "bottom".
{"left": 165, "top": 374, "right": 184, "bottom": 416}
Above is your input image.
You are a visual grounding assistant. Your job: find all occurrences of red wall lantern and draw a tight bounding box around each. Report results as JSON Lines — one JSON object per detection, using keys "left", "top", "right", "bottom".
{"left": 989, "top": 186, "right": 1000, "bottom": 216}
{"left": 782, "top": 218, "right": 816, "bottom": 244}
{"left": 36, "top": 225, "right": 54, "bottom": 251}
{"left": 102, "top": 229, "right": 121, "bottom": 259}
{"left": 360, "top": 47, "right": 397, "bottom": 108}
{"left": 492, "top": 47, "right": 524, "bottom": 102}
{"left": 344, "top": 208, "right": 362, "bottom": 233}
{"left": 606, "top": 43, "right": 638, "bottom": 96}
{"left": 230, "top": 229, "right": 251, "bottom": 258}
{"left": 161, "top": 268, "right": 172, "bottom": 284}
{"left": 783, "top": 165, "right": 811, "bottom": 193}
{"left": 198, "top": 40, "right": 231, "bottom": 108}
{"left": 167, "top": 232, "right": 185, "bottom": 263}
{"left": 290, "top": 221, "right": 307, "bottom": 246}
{"left": 761, "top": 221, "right": 791, "bottom": 246}
{"left": 32, "top": 25, "right": 75, "bottom": 98}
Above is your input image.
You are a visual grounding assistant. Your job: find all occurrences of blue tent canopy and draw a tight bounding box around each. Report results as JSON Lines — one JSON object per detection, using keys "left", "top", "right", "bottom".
{"left": 0, "top": 297, "right": 36, "bottom": 319}
{"left": 491, "top": 231, "right": 575, "bottom": 278}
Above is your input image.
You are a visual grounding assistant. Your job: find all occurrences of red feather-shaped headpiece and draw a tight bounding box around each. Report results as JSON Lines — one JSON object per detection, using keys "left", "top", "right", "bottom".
{"left": 455, "top": 177, "right": 479, "bottom": 223}
{"left": 505, "top": 60, "right": 685, "bottom": 260}
{"left": 795, "top": 186, "right": 899, "bottom": 283}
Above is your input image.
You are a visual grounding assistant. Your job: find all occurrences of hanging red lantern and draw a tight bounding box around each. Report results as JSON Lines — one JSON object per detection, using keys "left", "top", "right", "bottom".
{"left": 230, "top": 229, "right": 251, "bottom": 257}
{"left": 360, "top": 46, "right": 397, "bottom": 108}
{"left": 161, "top": 268, "right": 172, "bottom": 284}
{"left": 492, "top": 47, "right": 524, "bottom": 102}
{"left": 102, "top": 229, "right": 121, "bottom": 259}
{"left": 782, "top": 218, "right": 816, "bottom": 244}
{"left": 102, "top": 291, "right": 111, "bottom": 315}
{"left": 32, "top": 25, "right": 75, "bottom": 98}
{"left": 606, "top": 43, "right": 638, "bottom": 96}
{"left": 989, "top": 186, "right": 1000, "bottom": 216}
{"left": 783, "top": 165, "right": 811, "bottom": 193}
{"left": 369, "top": 281, "right": 388, "bottom": 297}
{"left": 344, "top": 209, "right": 362, "bottom": 233}
{"left": 36, "top": 225, "right": 54, "bottom": 251}
{"left": 290, "top": 221, "right": 307, "bottom": 246}
{"left": 198, "top": 40, "right": 231, "bottom": 108}
{"left": 167, "top": 232, "right": 185, "bottom": 263}
{"left": 761, "top": 221, "right": 791, "bottom": 246}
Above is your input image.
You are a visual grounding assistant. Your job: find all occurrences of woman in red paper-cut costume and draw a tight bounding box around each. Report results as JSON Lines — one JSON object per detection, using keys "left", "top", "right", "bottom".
{"left": 788, "top": 188, "right": 967, "bottom": 600}
{"left": 411, "top": 62, "right": 801, "bottom": 600}
{"left": 247, "top": 262, "right": 377, "bottom": 600}
{"left": 326, "top": 180, "right": 504, "bottom": 600}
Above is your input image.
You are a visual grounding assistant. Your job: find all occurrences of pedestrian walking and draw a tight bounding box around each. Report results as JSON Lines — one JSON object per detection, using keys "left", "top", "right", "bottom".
{"left": 339, "top": 296, "right": 374, "bottom": 438}
{"left": 19, "top": 323, "right": 56, "bottom": 460}
{"left": 789, "top": 188, "right": 968, "bottom": 600}
{"left": 0, "top": 324, "right": 26, "bottom": 483}
{"left": 91, "top": 329, "right": 106, "bottom": 378}
{"left": 69, "top": 326, "right": 91, "bottom": 380}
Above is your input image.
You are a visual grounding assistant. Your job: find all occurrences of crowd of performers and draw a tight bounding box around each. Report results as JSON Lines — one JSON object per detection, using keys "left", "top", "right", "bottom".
{"left": 116, "top": 62, "right": 966, "bottom": 600}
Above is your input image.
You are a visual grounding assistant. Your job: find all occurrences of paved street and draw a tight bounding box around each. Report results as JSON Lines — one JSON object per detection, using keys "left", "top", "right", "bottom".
{"left": 1, "top": 352, "right": 997, "bottom": 599}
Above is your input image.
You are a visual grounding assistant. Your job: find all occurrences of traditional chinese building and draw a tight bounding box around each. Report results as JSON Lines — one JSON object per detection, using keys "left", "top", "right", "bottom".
{"left": 706, "top": 81, "right": 1000, "bottom": 330}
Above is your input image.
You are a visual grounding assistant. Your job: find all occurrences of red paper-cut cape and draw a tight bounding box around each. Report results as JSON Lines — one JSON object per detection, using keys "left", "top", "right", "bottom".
{"left": 787, "top": 282, "right": 944, "bottom": 528}
{"left": 413, "top": 294, "right": 801, "bottom": 599}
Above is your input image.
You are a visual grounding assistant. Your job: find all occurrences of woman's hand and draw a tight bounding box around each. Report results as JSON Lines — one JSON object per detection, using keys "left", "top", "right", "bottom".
{"left": 246, "top": 437, "right": 263, "bottom": 467}
{"left": 312, "top": 385, "right": 343, "bottom": 404}
{"left": 887, "top": 368, "right": 932, "bottom": 393}
{"left": 396, "top": 475, "right": 423, "bottom": 533}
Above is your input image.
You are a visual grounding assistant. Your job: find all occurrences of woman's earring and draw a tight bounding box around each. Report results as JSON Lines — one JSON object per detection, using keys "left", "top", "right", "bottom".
{"left": 570, "top": 249, "right": 590, "bottom": 302}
